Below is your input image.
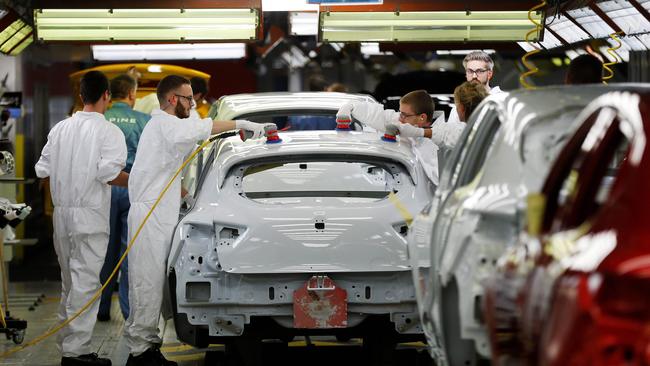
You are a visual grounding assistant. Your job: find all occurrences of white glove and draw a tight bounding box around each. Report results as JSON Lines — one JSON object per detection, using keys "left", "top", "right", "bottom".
{"left": 236, "top": 119, "right": 266, "bottom": 139}
{"left": 336, "top": 102, "right": 355, "bottom": 122}
{"left": 395, "top": 122, "right": 425, "bottom": 138}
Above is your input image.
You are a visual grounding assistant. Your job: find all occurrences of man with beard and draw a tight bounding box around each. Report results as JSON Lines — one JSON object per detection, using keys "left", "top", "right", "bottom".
{"left": 447, "top": 51, "right": 503, "bottom": 123}
{"left": 124, "top": 75, "right": 265, "bottom": 366}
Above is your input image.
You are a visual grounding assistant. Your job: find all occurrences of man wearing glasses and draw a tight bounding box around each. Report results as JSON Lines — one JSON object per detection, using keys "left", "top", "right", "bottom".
{"left": 124, "top": 75, "right": 265, "bottom": 366}
{"left": 337, "top": 90, "right": 464, "bottom": 186}
{"left": 448, "top": 51, "right": 504, "bottom": 123}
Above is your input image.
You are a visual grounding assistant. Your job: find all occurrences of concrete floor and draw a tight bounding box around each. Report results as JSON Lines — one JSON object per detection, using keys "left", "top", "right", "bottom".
{"left": 0, "top": 282, "right": 431, "bottom": 366}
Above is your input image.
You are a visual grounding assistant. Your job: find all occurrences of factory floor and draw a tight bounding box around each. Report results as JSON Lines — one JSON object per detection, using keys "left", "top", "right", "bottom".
{"left": 0, "top": 282, "right": 432, "bottom": 366}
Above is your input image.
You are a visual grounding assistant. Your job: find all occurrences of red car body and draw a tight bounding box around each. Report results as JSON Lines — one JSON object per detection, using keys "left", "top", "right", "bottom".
{"left": 484, "top": 89, "right": 650, "bottom": 366}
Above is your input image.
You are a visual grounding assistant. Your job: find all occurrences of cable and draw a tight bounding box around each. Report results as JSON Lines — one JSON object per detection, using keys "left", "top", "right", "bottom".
{"left": 0, "top": 134, "right": 224, "bottom": 358}
{"left": 602, "top": 32, "right": 624, "bottom": 84}
{"left": 519, "top": 1, "right": 547, "bottom": 90}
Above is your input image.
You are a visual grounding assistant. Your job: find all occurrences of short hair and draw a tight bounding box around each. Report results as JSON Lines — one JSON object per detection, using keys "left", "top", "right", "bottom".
{"left": 157, "top": 75, "right": 190, "bottom": 105}
{"left": 566, "top": 54, "right": 603, "bottom": 84}
{"left": 327, "top": 82, "right": 348, "bottom": 92}
{"left": 400, "top": 90, "right": 434, "bottom": 122}
{"left": 454, "top": 81, "right": 489, "bottom": 120}
{"left": 307, "top": 75, "right": 328, "bottom": 91}
{"left": 80, "top": 70, "right": 109, "bottom": 105}
{"left": 110, "top": 74, "right": 137, "bottom": 100}
{"left": 190, "top": 77, "right": 209, "bottom": 97}
{"left": 462, "top": 51, "right": 495, "bottom": 71}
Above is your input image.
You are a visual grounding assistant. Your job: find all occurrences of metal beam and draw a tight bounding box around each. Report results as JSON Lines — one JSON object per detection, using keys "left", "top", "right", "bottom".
{"left": 589, "top": 2, "right": 625, "bottom": 36}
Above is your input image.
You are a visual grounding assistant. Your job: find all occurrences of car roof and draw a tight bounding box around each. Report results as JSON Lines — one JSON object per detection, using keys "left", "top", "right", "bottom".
{"left": 212, "top": 92, "right": 378, "bottom": 120}
{"left": 212, "top": 130, "right": 420, "bottom": 188}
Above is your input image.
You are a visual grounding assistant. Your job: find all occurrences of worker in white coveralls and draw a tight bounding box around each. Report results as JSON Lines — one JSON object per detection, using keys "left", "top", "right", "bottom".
{"left": 35, "top": 70, "right": 128, "bottom": 366}
{"left": 124, "top": 75, "right": 267, "bottom": 366}
{"left": 337, "top": 89, "right": 465, "bottom": 187}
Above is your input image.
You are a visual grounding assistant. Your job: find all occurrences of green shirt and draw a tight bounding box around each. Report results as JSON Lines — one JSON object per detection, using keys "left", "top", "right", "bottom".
{"left": 104, "top": 102, "right": 150, "bottom": 173}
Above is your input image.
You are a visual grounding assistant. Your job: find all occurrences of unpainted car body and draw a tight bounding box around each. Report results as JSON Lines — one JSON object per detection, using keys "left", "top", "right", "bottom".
{"left": 483, "top": 87, "right": 650, "bottom": 366}
{"left": 169, "top": 128, "right": 435, "bottom": 348}
{"left": 407, "top": 84, "right": 638, "bottom": 366}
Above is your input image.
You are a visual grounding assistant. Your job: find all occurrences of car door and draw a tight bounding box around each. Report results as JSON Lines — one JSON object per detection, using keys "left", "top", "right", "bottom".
{"left": 421, "top": 103, "right": 501, "bottom": 363}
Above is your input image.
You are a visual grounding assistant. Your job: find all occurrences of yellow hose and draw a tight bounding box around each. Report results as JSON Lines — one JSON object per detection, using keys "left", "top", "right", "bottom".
{"left": 0, "top": 136, "right": 219, "bottom": 358}
{"left": 519, "top": 1, "right": 547, "bottom": 90}
{"left": 602, "top": 32, "right": 624, "bottom": 84}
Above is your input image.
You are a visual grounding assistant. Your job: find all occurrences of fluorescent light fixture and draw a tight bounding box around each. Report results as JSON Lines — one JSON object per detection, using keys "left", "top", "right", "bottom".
{"left": 0, "top": 9, "right": 33, "bottom": 55}
{"left": 360, "top": 42, "right": 392, "bottom": 56}
{"left": 597, "top": 0, "right": 650, "bottom": 35}
{"left": 567, "top": 7, "right": 614, "bottom": 39}
{"left": 539, "top": 27, "right": 563, "bottom": 48}
{"left": 262, "top": 0, "right": 318, "bottom": 12}
{"left": 92, "top": 43, "right": 246, "bottom": 61}
{"left": 565, "top": 48, "right": 588, "bottom": 60}
{"left": 319, "top": 11, "right": 543, "bottom": 42}
{"left": 290, "top": 12, "right": 318, "bottom": 36}
{"left": 34, "top": 8, "right": 259, "bottom": 41}
{"left": 548, "top": 17, "right": 590, "bottom": 43}
{"left": 436, "top": 49, "right": 496, "bottom": 55}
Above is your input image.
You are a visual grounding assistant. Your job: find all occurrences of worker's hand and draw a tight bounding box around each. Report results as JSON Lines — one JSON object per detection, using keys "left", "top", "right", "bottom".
{"left": 394, "top": 122, "right": 425, "bottom": 138}
{"left": 336, "top": 102, "right": 355, "bottom": 123}
{"left": 236, "top": 119, "right": 266, "bottom": 139}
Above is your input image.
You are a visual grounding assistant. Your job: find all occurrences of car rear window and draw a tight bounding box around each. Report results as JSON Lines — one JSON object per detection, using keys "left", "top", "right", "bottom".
{"left": 242, "top": 161, "right": 396, "bottom": 203}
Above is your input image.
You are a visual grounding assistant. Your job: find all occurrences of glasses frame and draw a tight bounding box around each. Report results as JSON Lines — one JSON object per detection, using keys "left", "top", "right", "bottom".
{"left": 465, "top": 68, "right": 490, "bottom": 76}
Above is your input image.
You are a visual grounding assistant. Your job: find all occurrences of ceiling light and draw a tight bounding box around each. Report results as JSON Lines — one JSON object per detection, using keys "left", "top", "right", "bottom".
{"left": 262, "top": 0, "right": 318, "bottom": 12}
{"left": 92, "top": 43, "right": 246, "bottom": 61}
{"left": 319, "top": 11, "right": 543, "bottom": 42}
{"left": 290, "top": 12, "right": 318, "bottom": 36}
{"left": 0, "top": 8, "right": 33, "bottom": 55}
{"left": 34, "top": 8, "right": 259, "bottom": 42}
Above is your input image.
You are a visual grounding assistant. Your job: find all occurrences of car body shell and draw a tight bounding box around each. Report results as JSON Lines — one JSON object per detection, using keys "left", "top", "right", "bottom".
{"left": 483, "top": 87, "right": 650, "bottom": 366}
{"left": 407, "top": 84, "right": 645, "bottom": 365}
{"left": 167, "top": 92, "right": 434, "bottom": 346}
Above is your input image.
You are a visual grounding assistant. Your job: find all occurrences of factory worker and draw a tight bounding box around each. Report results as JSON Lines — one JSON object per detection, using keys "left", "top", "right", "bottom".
{"left": 337, "top": 89, "right": 465, "bottom": 186}
{"left": 124, "top": 75, "right": 265, "bottom": 366}
{"left": 447, "top": 50, "right": 504, "bottom": 123}
{"left": 35, "top": 70, "right": 128, "bottom": 366}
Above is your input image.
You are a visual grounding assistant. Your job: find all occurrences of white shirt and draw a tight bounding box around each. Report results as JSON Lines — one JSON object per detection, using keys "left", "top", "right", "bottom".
{"left": 351, "top": 102, "right": 447, "bottom": 185}
{"left": 35, "top": 111, "right": 127, "bottom": 232}
{"left": 447, "top": 85, "right": 503, "bottom": 124}
{"left": 129, "top": 109, "right": 212, "bottom": 216}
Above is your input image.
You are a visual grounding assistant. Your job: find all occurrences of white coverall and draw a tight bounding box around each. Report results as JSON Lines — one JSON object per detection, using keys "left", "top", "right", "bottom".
{"left": 125, "top": 109, "right": 212, "bottom": 355}
{"left": 35, "top": 111, "right": 127, "bottom": 357}
{"left": 348, "top": 102, "right": 464, "bottom": 186}
{"left": 447, "top": 85, "right": 503, "bottom": 123}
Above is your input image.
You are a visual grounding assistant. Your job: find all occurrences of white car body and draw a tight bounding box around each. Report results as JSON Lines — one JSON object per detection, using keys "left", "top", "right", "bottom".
{"left": 168, "top": 92, "right": 434, "bottom": 347}
{"left": 407, "top": 84, "right": 633, "bottom": 366}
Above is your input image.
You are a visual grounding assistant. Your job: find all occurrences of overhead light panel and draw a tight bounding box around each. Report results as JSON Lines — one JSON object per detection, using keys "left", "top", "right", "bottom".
{"left": 319, "top": 11, "right": 543, "bottom": 42}
{"left": 92, "top": 43, "right": 246, "bottom": 61}
{"left": 290, "top": 12, "right": 318, "bottom": 36}
{"left": 0, "top": 8, "right": 33, "bottom": 55}
{"left": 34, "top": 8, "right": 260, "bottom": 42}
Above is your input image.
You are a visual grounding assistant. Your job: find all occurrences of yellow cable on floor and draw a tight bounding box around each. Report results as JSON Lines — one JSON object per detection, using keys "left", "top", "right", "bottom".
{"left": 519, "top": 0, "right": 547, "bottom": 90}
{"left": 0, "top": 136, "right": 219, "bottom": 358}
{"left": 602, "top": 32, "right": 624, "bottom": 84}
